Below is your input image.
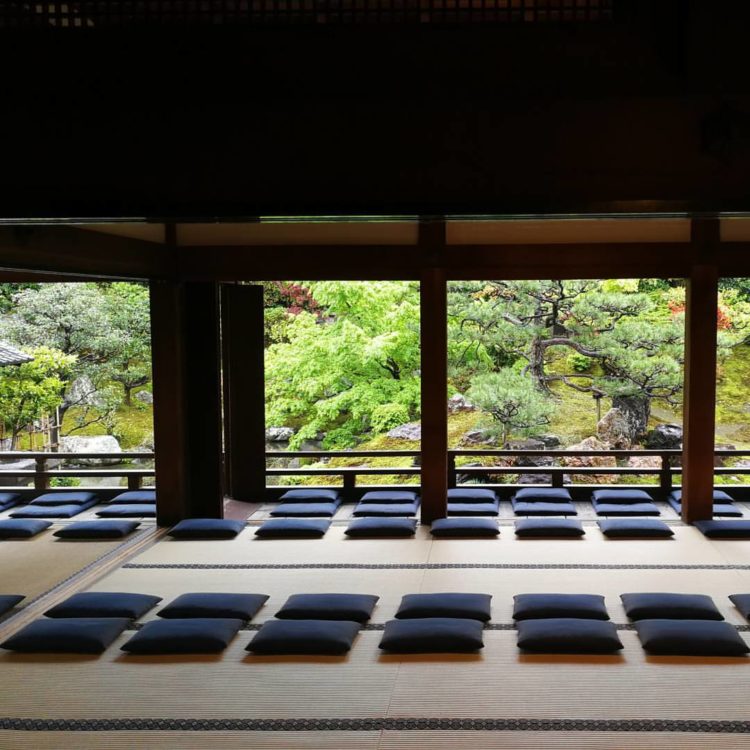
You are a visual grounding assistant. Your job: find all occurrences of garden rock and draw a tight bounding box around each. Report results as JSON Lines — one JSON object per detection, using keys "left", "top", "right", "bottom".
{"left": 387, "top": 422, "right": 421, "bottom": 441}
{"left": 448, "top": 394, "right": 475, "bottom": 413}
{"left": 536, "top": 434, "right": 562, "bottom": 449}
{"left": 265, "top": 427, "right": 295, "bottom": 442}
{"left": 135, "top": 390, "right": 153, "bottom": 404}
{"left": 563, "top": 436, "right": 617, "bottom": 484}
{"left": 460, "top": 429, "right": 495, "bottom": 446}
{"left": 60, "top": 435, "right": 122, "bottom": 465}
{"left": 714, "top": 443, "right": 737, "bottom": 467}
{"left": 597, "top": 408, "right": 632, "bottom": 449}
{"left": 626, "top": 455, "right": 662, "bottom": 470}
{"left": 644, "top": 424, "right": 682, "bottom": 449}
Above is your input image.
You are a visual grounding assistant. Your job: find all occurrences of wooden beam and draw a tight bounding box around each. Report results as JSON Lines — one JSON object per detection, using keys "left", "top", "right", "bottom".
{"left": 221, "top": 284, "right": 267, "bottom": 501}
{"left": 419, "top": 220, "right": 448, "bottom": 524}
{"left": 682, "top": 218, "right": 720, "bottom": 523}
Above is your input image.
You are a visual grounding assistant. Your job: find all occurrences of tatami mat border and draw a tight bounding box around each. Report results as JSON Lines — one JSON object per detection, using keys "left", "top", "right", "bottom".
{"left": 3, "top": 718, "right": 750, "bottom": 733}
{"left": 123, "top": 563, "right": 750, "bottom": 570}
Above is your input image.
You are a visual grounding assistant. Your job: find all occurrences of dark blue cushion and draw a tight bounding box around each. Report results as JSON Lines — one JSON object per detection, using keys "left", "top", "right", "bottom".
{"left": 513, "top": 594, "right": 609, "bottom": 621}
{"left": 0, "top": 519, "right": 52, "bottom": 539}
{"left": 694, "top": 520, "right": 750, "bottom": 538}
{"left": 254, "top": 519, "right": 330, "bottom": 538}
{"left": 0, "top": 492, "right": 21, "bottom": 511}
{"left": 359, "top": 490, "right": 419, "bottom": 504}
{"left": 512, "top": 501, "right": 577, "bottom": 516}
{"left": 379, "top": 618, "right": 484, "bottom": 653}
{"left": 634, "top": 619, "right": 749, "bottom": 656}
{"left": 667, "top": 497, "right": 742, "bottom": 517}
{"left": 513, "top": 488, "right": 572, "bottom": 502}
{"left": 44, "top": 592, "right": 161, "bottom": 619}
{"left": 620, "top": 593, "right": 723, "bottom": 621}
{"left": 121, "top": 618, "right": 243, "bottom": 654}
{"left": 591, "top": 489, "right": 654, "bottom": 504}
{"left": 729, "top": 594, "right": 750, "bottom": 621}
{"left": 670, "top": 489, "right": 734, "bottom": 504}
{"left": 430, "top": 518, "right": 499, "bottom": 537}
{"left": 593, "top": 502, "right": 661, "bottom": 517}
{"left": 0, "top": 595, "right": 24, "bottom": 616}
{"left": 447, "top": 501, "right": 500, "bottom": 516}
{"left": 158, "top": 593, "right": 268, "bottom": 621}
{"left": 598, "top": 519, "right": 674, "bottom": 538}
{"left": 395, "top": 593, "right": 492, "bottom": 622}
{"left": 270, "top": 502, "right": 340, "bottom": 517}
{"left": 515, "top": 519, "right": 585, "bottom": 537}
{"left": 29, "top": 491, "right": 98, "bottom": 506}
{"left": 110, "top": 490, "right": 156, "bottom": 505}
{"left": 1, "top": 617, "right": 130, "bottom": 653}
{"left": 447, "top": 488, "right": 498, "bottom": 503}
{"left": 54, "top": 520, "right": 141, "bottom": 539}
{"left": 96, "top": 504, "right": 156, "bottom": 518}
{"left": 352, "top": 503, "right": 418, "bottom": 517}
{"left": 516, "top": 618, "right": 623, "bottom": 653}
{"left": 344, "top": 518, "right": 417, "bottom": 538}
{"left": 278, "top": 489, "right": 340, "bottom": 503}
{"left": 11, "top": 503, "right": 95, "bottom": 519}
{"left": 276, "top": 593, "right": 378, "bottom": 623}
{"left": 246, "top": 619, "right": 361, "bottom": 655}
{"left": 167, "top": 518, "right": 245, "bottom": 540}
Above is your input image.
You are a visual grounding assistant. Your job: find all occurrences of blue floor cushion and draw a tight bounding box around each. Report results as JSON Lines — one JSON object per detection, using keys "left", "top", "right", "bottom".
{"left": 515, "top": 519, "right": 585, "bottom": 537}
{"left": 109, "top": 490, "right": 156, "bottom": 505}
{"left": 45, "top": 592, "right": 162, "bottom": 619}
{"left": 512, "top": 594, "right": 609, "bottom": 621}
{"left": 278, "top": 489, "right": 340, "bottom": 503}
{"left": 591, "top": 489, "right": 655, "bottom": 504}
{"left": 512, "top": 501, "right": 577, "bottom": 516}
{"left": 276, "top": 593, "right": 379, "bottom": 623}
{"left": 620, "top": 593, "right": 723, "bottom": 621}
{"left": 358, "top": 490, "right": 419, "bottom": 504}
{"left": 0, "top": 493, "right": 21, "bottom": 511}
{"left": 121, "top": 618, "right": 244, "bottom": 654}
{"left": 729, "top": 594, "right": 750, "bottom": 621}
{"left": 0, "top": 519, "right": 53, "bottom": 539}
{"left": 352, "top": 503, "right": 418, "bottom": 517}
{"left": 667, "top": 498, "right": 742, "bottom": 517}
{"left": 513, "top": 488, "right": 572, "bottom": 503}
{"left": 270, "top": 502, "right": 341, "bottom": 517}
{"left": 167, "top": 518, "right": 245, "bottom": 540}
{"left": 254, "top": 519, "right": 330, "bottom": 538}
{"left": 670, "top": 489, "right": 734, "bottom": 504}
{"left": 344, "top": 518, "right": 417, "bottom": 538}
{"left": 1, "top": 617, "right": 130, "bottom": 653}
{"left": 694, "top": 520, "right": 750, "bottom": 538}
{"left": 598, "top": 519, "right": 674, "bottom": 538}
{"left": 246, "top": 619, "right": 361, "bottom": 655}
{"left": 634, "top": 619, "right": 749, "bottom": 656}
{"left": 96, "top": 504, "right": 156, "bottom": 518}
{"left": 516, "top": 618, "right": 623, "bottom": 653}
{"left": 593, "top": 502, "right": 661, "bottom": 517}
{"left": 395, "top": 593, "right": 492, "bottom": 622}
{"left": 0, "top": 595, "right": 24, "bottom": 617}
{"left": 379, "top": 617, "right": 485, "bottom": 653}
{"left": 54, "top": 520, "right": 141, "bottom": 539}
{"left": 447, "top": 488, "right": 498, "bottom": 503}
{"left": 11, "top": 503, "right": 95, "bottom": 519}
{"left": 158, "top": 593, "right": 269, "bottom": 621}
{"left": 29, "top": 491, "right": 98, "bottom": 506}
{"left": 430, "top": 518, "right": 499, "bottom": 537}
{"left": 447, "top": 501, "right": 500, "bottom": 517}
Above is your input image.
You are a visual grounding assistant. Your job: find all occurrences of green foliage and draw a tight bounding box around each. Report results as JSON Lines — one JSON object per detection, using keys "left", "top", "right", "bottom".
{"left": 50, "top": 476, "right": 81, "bottom": 488}
{"left": 567, "top": 352, "right": 591, "bottom": 373}
{"left": 0, "top": 283, "right": 40, "bottom": 313}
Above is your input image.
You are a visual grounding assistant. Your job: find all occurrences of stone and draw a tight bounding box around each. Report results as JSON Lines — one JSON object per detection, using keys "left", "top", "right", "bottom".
{"left": 596, "top": 408, "right": 632, "bottom": 449}
{"left": 460, "top": 429, "right": 495, "bottom": 446}
{"left": 714, "top": 443, "right": 737, "bottom": 467}
{"left": 626, "top": 455, "right": 662, "bottom": 470}
{"left": 447, "top": 394, "right": 475, "bottom": 413}
{"left": 562, "top": 436, "right": 617, "bottom": 484}
{"left": 504, "top": 438, "right": 551, "bottom": 468}
{"left": 265, "top": 427, "right": 295, "bottom": 442}
{"left": 644, "top": 423, "right": 683, "bottom": 449}
{"left": 612, "top": 395, "right": 650, "bottom": 441}
{"left": 67, "top": 376, "right": 106, "bottom": 408}
{"left": 536, "top": 434, "right": 562, "bottom": 449}
{"left": 59, "top": 435, "right": 122, "bottom": 465}
{"left": 387, "top": 422, "right": 421, "bottom": 441}
{"left": 134, "top": 390, "right": 153, "bottom": 404}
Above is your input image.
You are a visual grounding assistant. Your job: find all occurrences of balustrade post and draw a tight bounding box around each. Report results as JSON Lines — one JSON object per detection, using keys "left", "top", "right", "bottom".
{"left": 447, "top": 453, "right": 456, "bottom": 489}
{"left": 659, "top": 453, "right": 672, "bottom": 495}
{"left": 34, "top": 457, "right": 48, "bottom": 491}
{"left": 342, "top": 472, "right": 356, "bottom": 501}
{"left": 127, "top": 474, "right": 142, "bottom": 491}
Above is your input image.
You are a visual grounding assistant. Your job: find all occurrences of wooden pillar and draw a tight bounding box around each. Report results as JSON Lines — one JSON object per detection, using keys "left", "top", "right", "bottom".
{"left": 682, "top": 219, "right": 719, "bottom": 523}
{"left": 419, "top": 220, "right": 448, "bottom": 523}
{"left": 221, "top": 284, "right": 267, "bottom": 500}
{"left": 150, "top": 280, "right": 224, "bottom": 525}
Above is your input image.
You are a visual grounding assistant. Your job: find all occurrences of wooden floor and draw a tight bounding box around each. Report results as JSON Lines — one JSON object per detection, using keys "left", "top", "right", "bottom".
{"left": 3, "top": 510, "right": 750, "bottom": 748}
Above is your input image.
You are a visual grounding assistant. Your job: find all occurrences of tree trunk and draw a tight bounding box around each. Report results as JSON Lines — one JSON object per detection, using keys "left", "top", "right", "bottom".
{"left": 123, "top": 386, "right": 132, "bottom": 406}
{"left": 528, "top": 337, "right": 549, "bottom": 392}
{"left": 612, "top": 395, "right": 651, "bottom": 442}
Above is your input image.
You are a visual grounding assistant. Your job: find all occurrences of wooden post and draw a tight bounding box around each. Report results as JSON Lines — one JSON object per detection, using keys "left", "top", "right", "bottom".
{"left": 419, "top": 220, "right": 448, "bottom": 524}
{"left": 221, "top": 284, "right": 267, "bottom": 501}
{"left": 682, "top": 219, "right": 719, "bottom": 523}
